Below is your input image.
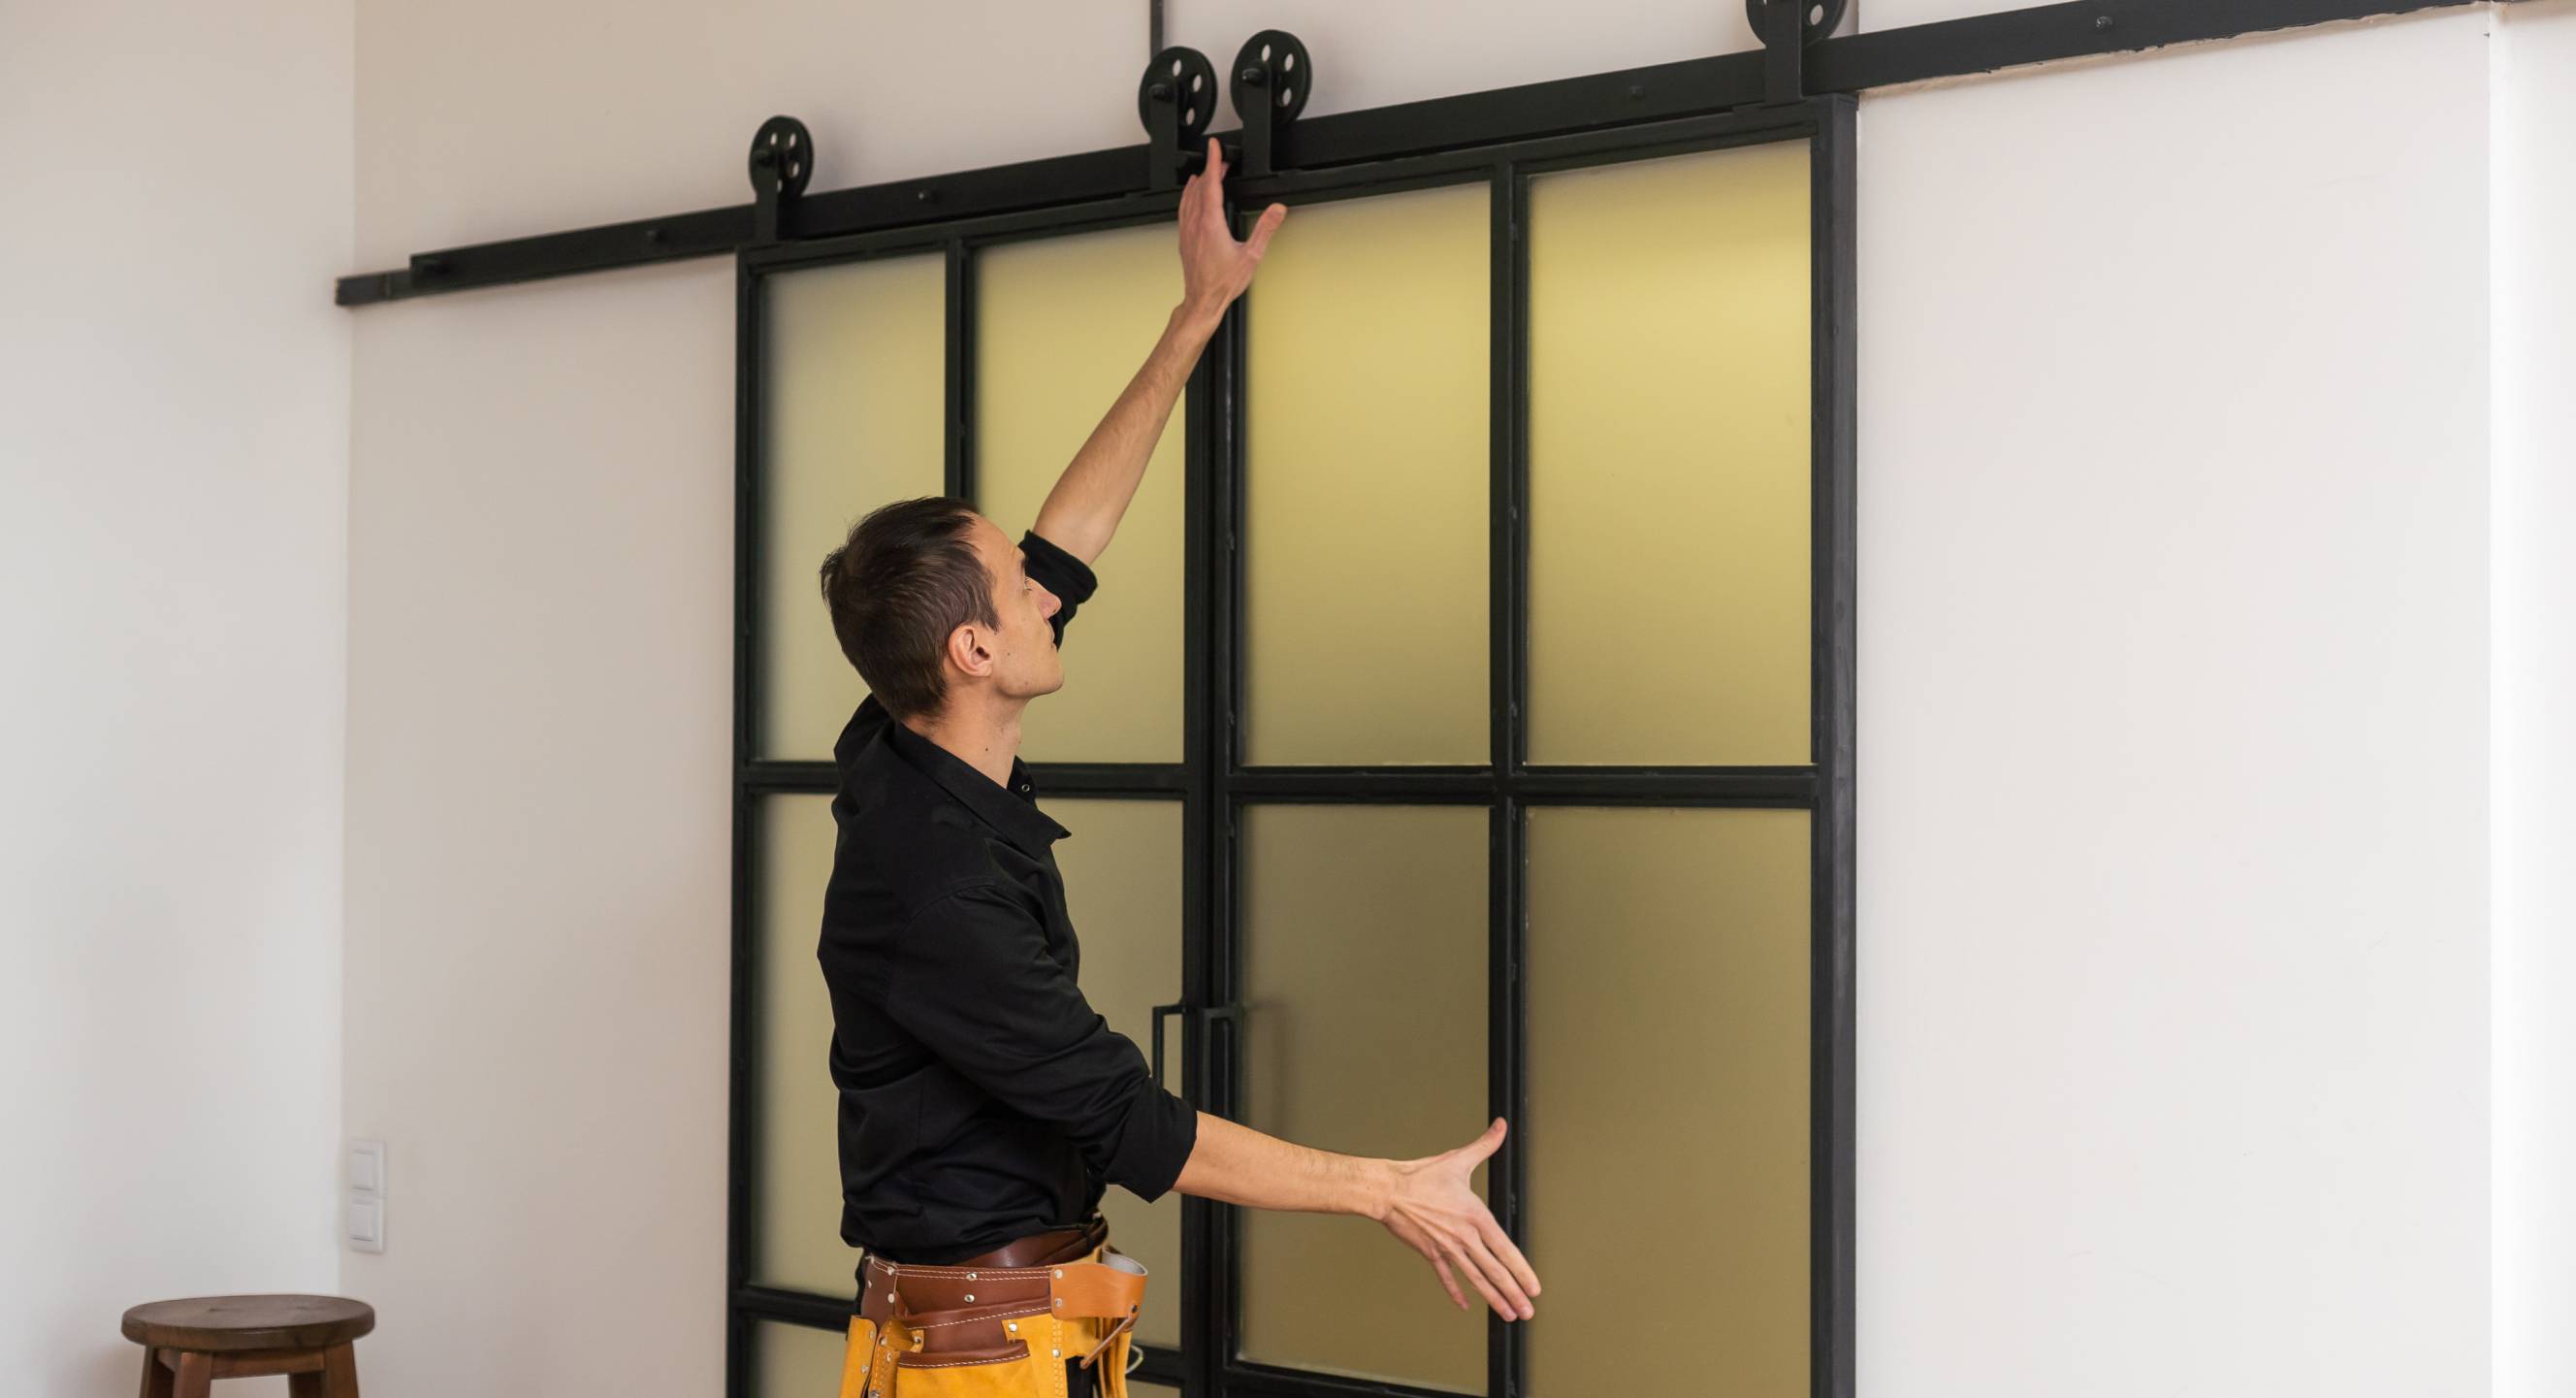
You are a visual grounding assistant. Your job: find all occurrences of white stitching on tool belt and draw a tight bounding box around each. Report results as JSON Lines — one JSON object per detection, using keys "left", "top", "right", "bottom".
{"left": 899, "top": 1354, "right": 1027, "bottom": 1370}
{"left": 908, "top": 1306, "right": 1047, "bottom": 1328}
{"left": 880, "top": 1263, "right": 1053, "bottom": 1278}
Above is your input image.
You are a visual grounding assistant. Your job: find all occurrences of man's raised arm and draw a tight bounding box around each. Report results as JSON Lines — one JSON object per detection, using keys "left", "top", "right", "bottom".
{"left": 1032, "top": 137, "right": 1286, "bottom": 565}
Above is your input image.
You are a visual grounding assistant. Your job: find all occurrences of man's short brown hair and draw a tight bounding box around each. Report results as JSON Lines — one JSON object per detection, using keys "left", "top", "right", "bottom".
{"left": 818, "top": 496, "right": 998, "bottom": 722}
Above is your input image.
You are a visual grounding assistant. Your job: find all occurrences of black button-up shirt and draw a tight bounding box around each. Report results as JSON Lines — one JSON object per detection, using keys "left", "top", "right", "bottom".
{"left": 818, "top": 529, "right": 1198, "bottom": 1268}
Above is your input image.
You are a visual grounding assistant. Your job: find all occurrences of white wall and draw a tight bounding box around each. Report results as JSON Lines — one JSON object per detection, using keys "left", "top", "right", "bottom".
{"left": 341, "top": 3, "right": 2551, "bottom": 1396}
{"left": 0, "top": 3, "right": 353, "bottom": 1395}
{"left": 2493, "top": 3, "right": 2576, "bottom": 1394}
{"left": 340, "top": 265, "right": 736, "bottom": 1395}
{"left": 1858, "top": 11, "right": 2495, "bottom": 1394}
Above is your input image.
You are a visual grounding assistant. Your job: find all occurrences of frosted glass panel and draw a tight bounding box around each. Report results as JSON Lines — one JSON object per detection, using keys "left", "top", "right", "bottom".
{"left": 1131, "top": 1385, "right": 1179, "bottom": 1398}
{"left": 978, "top": 227, "right": 1186, "bottom": 763}
{"left": 755, "top": 1320, "right": 853, "bottom": 1398}
{"left": 762, "top": 254, "right": 948, "bottom": 759}
{"left": 1244, "top": 184, "right": 1490, "bottom": 765}
{"left": 1529, "top": 144, "right": 1811, "bottom": 764}
{"left": 1045, "top": 797, "right": 1185, "bottom": 1349}
{"left": 1525, "top": 806, "right": 1810, "bottom": 1398}
{"left": 1239, "top": 804, "right": 1487, "bottom": 1393}
{"left": 757, "top": 795, "right": 854, "bottom": 1295}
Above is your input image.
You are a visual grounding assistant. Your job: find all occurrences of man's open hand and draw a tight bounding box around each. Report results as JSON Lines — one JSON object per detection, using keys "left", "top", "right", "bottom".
{"left": 1177, "top": 137, "right": 1286, "bottom": 323}
{"left": 1375, "top": 1118, "right": 1543, "bottom": 1321}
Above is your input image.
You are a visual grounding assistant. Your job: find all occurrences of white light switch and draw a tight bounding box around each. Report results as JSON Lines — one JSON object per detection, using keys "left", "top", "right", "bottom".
{"left": 346, "top": 1140, "right": 386, "bottom": 1194}
{"left": 345, "top": 1139, "right": 387, "bottom": 1253}
{"left": 345, "top": 1195, "right": 384, "bottom": 1253}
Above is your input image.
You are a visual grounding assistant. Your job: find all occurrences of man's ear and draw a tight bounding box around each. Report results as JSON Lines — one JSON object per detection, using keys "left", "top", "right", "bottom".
{"left": 946, "top": 623, "right": 995, "bottom": 680}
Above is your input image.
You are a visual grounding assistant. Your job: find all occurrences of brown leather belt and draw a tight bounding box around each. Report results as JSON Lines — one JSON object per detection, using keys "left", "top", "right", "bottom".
{"left": 856, "top": 1213, "right": 1142, "bottom": 1370}
{"left": 951, "top": 1213, "right": 1108, "bottom": 1270}
{"left": 859, "top": 1213, "right": 1106, "bottom": 1281}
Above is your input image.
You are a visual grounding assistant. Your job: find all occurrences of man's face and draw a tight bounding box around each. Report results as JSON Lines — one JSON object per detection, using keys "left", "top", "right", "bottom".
{"left": 963, "top": 514, "right": 1065, "bottom": 703}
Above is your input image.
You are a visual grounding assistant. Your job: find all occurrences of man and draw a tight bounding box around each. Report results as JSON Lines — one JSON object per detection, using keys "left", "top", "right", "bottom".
{"left": 813, "top": 139, "right": 1540, "bottom": 1397}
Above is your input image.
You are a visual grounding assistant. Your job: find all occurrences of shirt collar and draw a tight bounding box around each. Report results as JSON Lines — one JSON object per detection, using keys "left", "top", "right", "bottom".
{"left": 883, "top": 719, "right": 1070, "bottom": 858}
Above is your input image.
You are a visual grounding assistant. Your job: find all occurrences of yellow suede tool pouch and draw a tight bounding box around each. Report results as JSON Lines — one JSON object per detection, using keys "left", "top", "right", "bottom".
{"left": 839, "top": 1245, "right": 1146, "bottom": 1398}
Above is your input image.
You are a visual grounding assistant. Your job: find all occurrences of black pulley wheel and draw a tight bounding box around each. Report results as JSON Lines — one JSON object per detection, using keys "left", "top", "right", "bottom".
{"left": 749, "top": 115, "right": 813, "bottom": 197}
{"left": 1139, "top": 47, "right": 1217, "bottom": 145}
{"left": 1231, "top": 29, "right": 1311, "bottom": 124}
{"left": 1745, "top": 0, "right": 1848, "bottom": 44}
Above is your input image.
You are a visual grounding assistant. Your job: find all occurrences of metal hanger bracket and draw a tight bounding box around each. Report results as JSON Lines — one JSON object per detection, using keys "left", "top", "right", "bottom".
{"left": 748, "top": 114, "right": 814, "bottom": 244}
{"left": 1140, "top": 47, "right": 1218, "bottom": 189}
{"left": 1230, "top": 29, "right": 1312, "bottom": 179}
{"left": 1750, "top": 0, "right": 1846, "bottom": 105}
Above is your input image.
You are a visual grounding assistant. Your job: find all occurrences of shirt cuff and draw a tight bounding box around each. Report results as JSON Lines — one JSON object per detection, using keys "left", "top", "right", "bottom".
{"left": 1105, "top": 1084, "right": 1199, "bottom": 1204}
{"left": 1019, "top": 529, "right": 1099, "bottom": 606}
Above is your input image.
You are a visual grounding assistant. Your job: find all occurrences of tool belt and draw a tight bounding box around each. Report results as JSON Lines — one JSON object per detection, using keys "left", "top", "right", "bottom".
{"left": 838, "top": 1214, "right": 1147, "bottom": 1398}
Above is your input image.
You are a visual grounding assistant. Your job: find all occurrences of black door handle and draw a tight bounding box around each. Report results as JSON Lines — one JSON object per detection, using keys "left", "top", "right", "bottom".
{"left": 1149, "top": 1002, "right": 1244, "bottom": 1096}
{"left": 1150, "top": 1002, "right": 1183, "bottom": 1092}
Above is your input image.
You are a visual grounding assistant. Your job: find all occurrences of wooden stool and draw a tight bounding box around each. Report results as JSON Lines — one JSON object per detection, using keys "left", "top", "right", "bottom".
{"left": 121, "top": 1295, "right": 373, "bottom": 1398}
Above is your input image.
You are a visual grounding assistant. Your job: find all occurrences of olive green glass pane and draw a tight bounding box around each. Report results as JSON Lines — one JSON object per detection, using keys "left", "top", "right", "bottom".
{"left": 977, "top": 226, "right": 1186, "bottom": 764}
{"left": 761, "top": 254, "right": 948, "bottom": 759}
{"left": 1239, "top": 804, "right": 1487, "bottom": 1392}
{"left": 1525, "top": 806, "right": 1810, "bottom": 1398}
{"left": 756, "top": 794, "right": 853, "bottom": 1295}
{"left": 1244, "top": 183, "right": 1490, "bottom": 764}
{"left": 1528, "top": 143, "right": 1811, "bottom": 764}
{"left": 1045, "top": 797, "right": 1185, "bottom": 1349}
{"left": 754, "top": 1319, "right": 852, "bottom": 1398}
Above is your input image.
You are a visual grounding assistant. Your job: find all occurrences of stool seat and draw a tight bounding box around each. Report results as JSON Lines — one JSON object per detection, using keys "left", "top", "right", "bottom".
{"left": 122, "top": 1295, "right": 372, "bottom": 1398}
{"left": 122, "top": 1295, "right": 374, "bottom": 1351}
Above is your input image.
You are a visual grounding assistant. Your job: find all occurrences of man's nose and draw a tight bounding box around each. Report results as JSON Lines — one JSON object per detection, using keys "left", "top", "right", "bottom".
{"left": 1039, "top": 586, "right": 1061, "bottom": 619}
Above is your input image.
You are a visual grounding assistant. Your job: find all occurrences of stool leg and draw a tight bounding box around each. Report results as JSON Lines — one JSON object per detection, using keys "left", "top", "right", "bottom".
{"left": 136, "top": 1348, "right": 175, "bottom": 1398}
{"left": 319, "top": 1343, "right": 361, "bottom": 1398}
{"left": 289, "top": 1359, "right": 325, "bottom": 1398}
{"left": 170, "top": 1352, "right": 213, "bottom": 1398}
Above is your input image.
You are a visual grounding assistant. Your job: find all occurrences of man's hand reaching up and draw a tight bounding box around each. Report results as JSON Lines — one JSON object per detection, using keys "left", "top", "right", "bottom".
{"left": 1176, "top": 136, "right": 1287, "bottom": 330}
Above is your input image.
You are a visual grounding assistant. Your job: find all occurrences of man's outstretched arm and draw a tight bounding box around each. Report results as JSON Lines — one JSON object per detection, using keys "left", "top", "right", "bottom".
{"left": 1033, "top": 137, "right": 1286, "bottom": 565}
{"left": 1172, "top": 1111, "right": 1542, "bottom": 1323}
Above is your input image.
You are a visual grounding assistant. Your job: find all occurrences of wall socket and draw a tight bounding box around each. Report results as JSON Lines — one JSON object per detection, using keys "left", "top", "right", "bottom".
{"left": 345, "top": 1140, "right": 386, "bottom": 1253}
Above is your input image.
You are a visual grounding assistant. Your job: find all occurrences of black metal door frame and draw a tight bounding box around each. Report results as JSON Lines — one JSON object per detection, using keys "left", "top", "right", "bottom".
{"left": 727, "top": 85, "right": 1853, "bottom": 1398}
